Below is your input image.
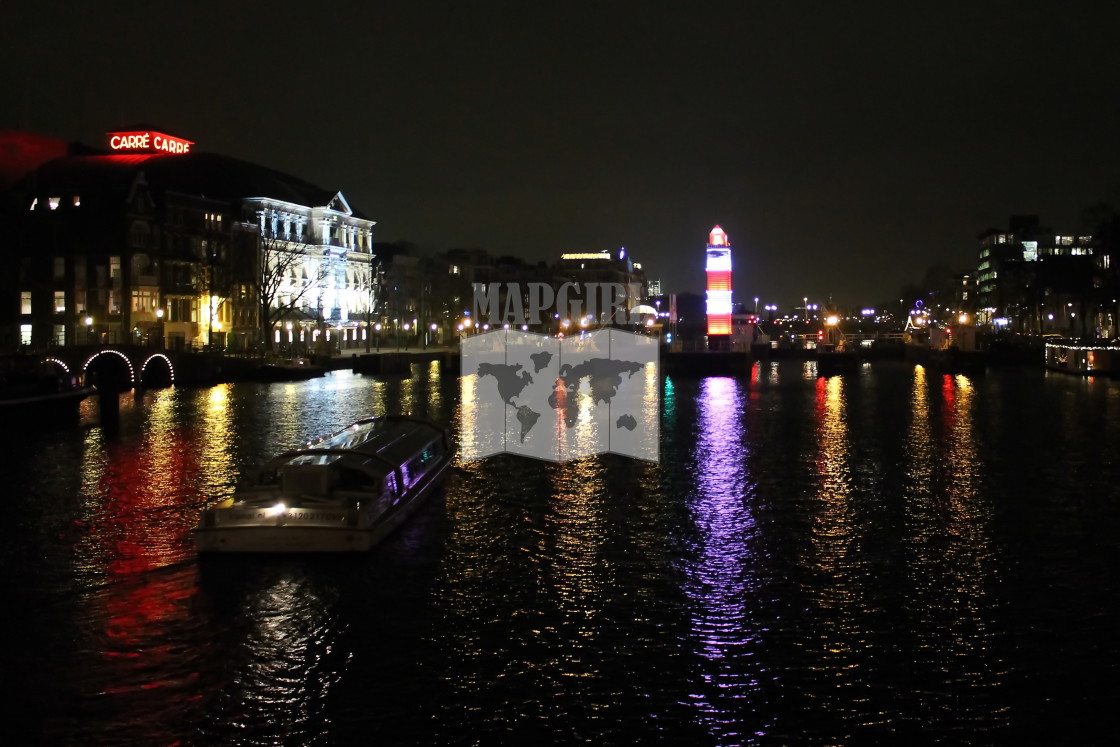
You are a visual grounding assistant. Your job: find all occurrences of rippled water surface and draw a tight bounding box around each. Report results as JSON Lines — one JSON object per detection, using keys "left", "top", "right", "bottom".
{"left": 2, "top": 361, "right": 1119, "bottom": 745}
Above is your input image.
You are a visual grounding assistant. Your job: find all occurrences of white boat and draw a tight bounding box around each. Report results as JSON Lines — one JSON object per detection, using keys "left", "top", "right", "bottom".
{"left": 195, "top": 415, "right": 454, "bottom": 553}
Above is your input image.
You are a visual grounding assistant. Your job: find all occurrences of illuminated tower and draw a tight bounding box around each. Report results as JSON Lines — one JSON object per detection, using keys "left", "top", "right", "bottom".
{"left": 705, "top": 225, "right": 732, "bottom": 341}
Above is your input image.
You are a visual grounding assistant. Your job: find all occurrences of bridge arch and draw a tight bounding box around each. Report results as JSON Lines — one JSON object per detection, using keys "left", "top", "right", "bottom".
{"left": 83, "top": 349, "right": 136, "bottom": 391}
{"left": 44, "top": 357, "right": 71, "bottom": 374}
{"left": 140, "top": 353, "right": 175, "bottom": 388}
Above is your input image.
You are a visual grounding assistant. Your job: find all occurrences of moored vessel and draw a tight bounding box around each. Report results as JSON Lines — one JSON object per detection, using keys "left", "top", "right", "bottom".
{"left": 195, "top": 415, "right": 453, "bottom": 553}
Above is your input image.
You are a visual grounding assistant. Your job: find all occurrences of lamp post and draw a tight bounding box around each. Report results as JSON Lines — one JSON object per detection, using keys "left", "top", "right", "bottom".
{"left": 374, "top": 322, "right": 382, "bottom": 352}
{"left": 155, "top": 307, "right": 164, "bottom": 348}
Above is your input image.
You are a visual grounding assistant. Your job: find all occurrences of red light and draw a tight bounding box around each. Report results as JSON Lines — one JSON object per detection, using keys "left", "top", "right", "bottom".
{"left": 107, "top": 130, "right": 194, "bottom": 155}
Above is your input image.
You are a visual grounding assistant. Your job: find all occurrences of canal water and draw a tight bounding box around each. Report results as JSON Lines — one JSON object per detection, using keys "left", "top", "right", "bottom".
{"left": 2, "top": 361, "right": 1118, "bottom": 745}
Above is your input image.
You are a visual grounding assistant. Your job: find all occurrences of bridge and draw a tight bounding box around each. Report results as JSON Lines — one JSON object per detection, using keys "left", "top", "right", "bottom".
{"left": 37, "top": 345, "right": 179, "bottom": 390}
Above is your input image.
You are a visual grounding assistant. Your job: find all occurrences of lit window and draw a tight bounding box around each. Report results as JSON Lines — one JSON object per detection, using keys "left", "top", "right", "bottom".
{"left": 54, "top": 291, "right": 66, "bottom": 313}
{"left": 48, "top": 197, "right": 60, "bottom": 210}
{"left": 21, "top": 291, "right": 32, "bottom": 314}
{"left": 29, "top": 198, "right": 37, "bottom": 211}
{"left": 72, "top": 196, "right": 81, "bottom": 207}
{"left": 449, "top": 265, "right": 460, "bottom": 275}
{"left": 20, "top": 324, "right": 32, "bottom": 346}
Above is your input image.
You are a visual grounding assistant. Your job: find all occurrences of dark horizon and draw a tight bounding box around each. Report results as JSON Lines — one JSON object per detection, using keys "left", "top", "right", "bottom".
{"left": 4, "top": 2, "right": 1119, "bottom": 306}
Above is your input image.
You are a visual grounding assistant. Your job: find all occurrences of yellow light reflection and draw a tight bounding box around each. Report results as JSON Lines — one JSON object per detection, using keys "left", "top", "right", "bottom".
{"left": 903, "top": 369, "right": 1008, "bottom": 729}
{"left": 547, "top": 459, "right": 609, "bottom": 621}
{"left": 798, "top": 374, "right": 877, "bottom": 725}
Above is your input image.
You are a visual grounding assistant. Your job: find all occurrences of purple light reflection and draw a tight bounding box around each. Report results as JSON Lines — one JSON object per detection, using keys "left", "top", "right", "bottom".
{"left": 683, "top": 377, "right": 770, "bottom": 742}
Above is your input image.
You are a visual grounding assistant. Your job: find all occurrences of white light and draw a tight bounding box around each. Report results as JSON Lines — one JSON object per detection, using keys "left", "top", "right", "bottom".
{"left": 266, "top": 502, "right": 287, "bottom": 516}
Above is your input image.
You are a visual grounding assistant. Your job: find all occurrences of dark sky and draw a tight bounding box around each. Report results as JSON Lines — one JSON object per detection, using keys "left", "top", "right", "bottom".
{"left": 4, "top": 1, "right": 1119, "bottom": 306}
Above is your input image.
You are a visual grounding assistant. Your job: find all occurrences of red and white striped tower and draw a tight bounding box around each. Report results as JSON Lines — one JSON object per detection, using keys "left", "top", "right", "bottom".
{"left": 705, "top": 225, "right": 732, "bottom": 343}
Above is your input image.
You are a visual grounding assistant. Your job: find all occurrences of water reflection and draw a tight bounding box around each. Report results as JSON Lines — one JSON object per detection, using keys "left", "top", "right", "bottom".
{"left": 213, "top": 571, "right": 348, "bottom": 742}
{"left": 904, "top": 372, "right": 1008, "bottom": 732}
{"left": 7, "top": 365, "right": 1119, "bottom": 743}
{"left": 683, "top": 377, "right": 768, "bottom": 742}
{"left": 799, "top": 374, "right": 880, "bottom": 736}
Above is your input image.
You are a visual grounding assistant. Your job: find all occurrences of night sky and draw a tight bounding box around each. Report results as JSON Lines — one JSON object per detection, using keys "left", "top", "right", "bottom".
{"left": 4, "top": 1, "right": 1119, "bottom": 306}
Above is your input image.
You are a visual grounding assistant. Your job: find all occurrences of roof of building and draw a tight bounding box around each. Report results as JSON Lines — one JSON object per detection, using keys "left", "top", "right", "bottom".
{"left": 4, "top": 134, "right": 369, "bottom": 219}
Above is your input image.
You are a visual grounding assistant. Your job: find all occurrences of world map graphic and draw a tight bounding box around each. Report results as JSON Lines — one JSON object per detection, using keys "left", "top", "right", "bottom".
{"left": 463, "top": 330, "right": 659, "bottom": 462}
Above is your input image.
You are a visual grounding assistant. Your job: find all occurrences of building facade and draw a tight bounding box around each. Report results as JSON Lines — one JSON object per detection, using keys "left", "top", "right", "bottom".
{"left": 1, "top": 129, "right": 377, "bottom": 355}
{"left": 977, "top": 215, "right": 1097, "bottom": 334}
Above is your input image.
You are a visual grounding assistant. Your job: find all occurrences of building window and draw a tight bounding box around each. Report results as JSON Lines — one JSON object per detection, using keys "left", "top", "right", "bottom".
{"left": 130, "top": 222, "right": 149, "bottom": 248}
{"left": 131, "top": 290, "right": 156, "bottom": 313}
{"left": 54, "top": 291, "right": 66, "bottom": 313}
{"left": 110, "top": 256, "right": 121, "bottom": 280}
{"left": 53, "top": 324, "right": 65, "bottom": 346}
{"left": 20, "top": 324, "right": 32, "bottom": 346}
{"left": 48, "top": 197, "right": 60, "bottom": 210}
{"left": 21, "top": 291, "right": 32, "bottom": 314}
{"left": 72, "top": 196, "right": 81, "bottom": 207}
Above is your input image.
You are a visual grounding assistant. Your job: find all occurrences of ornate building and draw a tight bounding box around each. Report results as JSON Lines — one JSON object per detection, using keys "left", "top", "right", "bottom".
{"left": 1, "top": 128, "right": 376, "bottom": 353}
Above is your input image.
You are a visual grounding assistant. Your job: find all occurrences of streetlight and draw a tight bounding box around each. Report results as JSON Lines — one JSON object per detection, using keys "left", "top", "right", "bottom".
{"left": 374, "top": 321, "right": 382, "bottom": 352}
{"left": 155, "top": 308, "right": 164, "bottom": 348}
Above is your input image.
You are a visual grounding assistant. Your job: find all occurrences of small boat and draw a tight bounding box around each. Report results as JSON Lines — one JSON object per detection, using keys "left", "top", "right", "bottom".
{"left": 0, "top": 366, "right": 94, "bottom": 427}
{"left": 256, "top": 356, "right": 326, "bottom": 382}
{"left": 195, "top": 415, "right": 454, "bottom": 553}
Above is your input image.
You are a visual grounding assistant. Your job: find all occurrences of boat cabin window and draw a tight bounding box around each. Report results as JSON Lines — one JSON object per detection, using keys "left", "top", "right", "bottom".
{"left": 288, "top": 453, "right": 342, "bottom": 467}
{"left": 400, "top": 442, "right": 442, "bottom": 488}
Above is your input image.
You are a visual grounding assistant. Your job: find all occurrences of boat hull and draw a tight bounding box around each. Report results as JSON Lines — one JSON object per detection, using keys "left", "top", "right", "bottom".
{"left": 195, "top": 455, "right": 450, "bottom": 553}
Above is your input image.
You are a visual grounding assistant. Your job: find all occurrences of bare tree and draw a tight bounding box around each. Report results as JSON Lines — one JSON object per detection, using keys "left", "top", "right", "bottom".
{"left": 256, "top": 234, "right": 326, "bottom": 352}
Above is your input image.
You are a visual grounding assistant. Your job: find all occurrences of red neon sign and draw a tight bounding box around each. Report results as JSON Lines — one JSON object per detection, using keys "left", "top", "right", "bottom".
{"left": 107, "top": 131, "right": 194, "bottom": 155}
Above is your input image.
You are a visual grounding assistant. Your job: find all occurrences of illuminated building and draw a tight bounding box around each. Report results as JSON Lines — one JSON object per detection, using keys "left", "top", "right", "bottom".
{"left": 555, "top": 248, "right": 647, "bottom": 324}
{"left": 1, "top": 128, "right": 376, "bottom": 352}
{"left": 705, "top": 225, "right": 732, "bottom": 341}
{"left": 977, "top": 215, "right": 1097, "bottom": 333}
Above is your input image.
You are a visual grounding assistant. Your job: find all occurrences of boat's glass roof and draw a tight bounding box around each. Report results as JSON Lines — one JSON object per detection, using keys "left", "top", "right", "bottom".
{"left": 307, "top": 419, "right": 386, "bottom": 452}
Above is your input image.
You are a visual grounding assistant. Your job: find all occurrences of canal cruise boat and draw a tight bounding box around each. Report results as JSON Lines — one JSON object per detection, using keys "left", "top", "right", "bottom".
{"left": 195, "top": 415, "right": 454, "bottom": 553}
